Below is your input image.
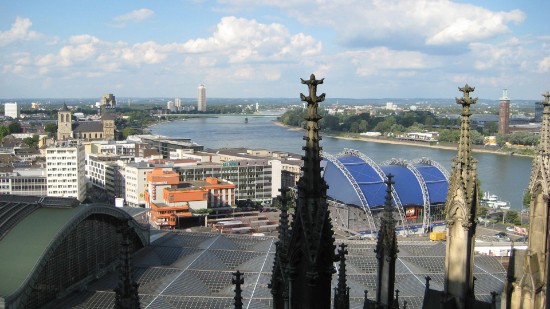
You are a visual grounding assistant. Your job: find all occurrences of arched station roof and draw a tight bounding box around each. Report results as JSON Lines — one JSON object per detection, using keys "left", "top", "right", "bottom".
{"left": 0, "top": 195, "right": 149, "bottom": 307}
{"left": 323, "top": 150, "right": 449, "bottom": 209}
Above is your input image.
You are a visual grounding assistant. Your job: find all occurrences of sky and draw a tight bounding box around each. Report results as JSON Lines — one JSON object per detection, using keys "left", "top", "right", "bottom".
{"left": 0, "top": 0, "right": 549, "bottom": 100}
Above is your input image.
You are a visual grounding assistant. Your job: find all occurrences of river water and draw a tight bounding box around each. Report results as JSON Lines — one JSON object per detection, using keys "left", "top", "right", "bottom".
{"left": 150, "top": 114, "right": 533, "bottom": 210}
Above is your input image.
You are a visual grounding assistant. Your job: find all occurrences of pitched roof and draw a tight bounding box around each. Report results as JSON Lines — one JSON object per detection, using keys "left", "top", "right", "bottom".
{"left": 73, "top": 121, "right": 103, "bottom": 133}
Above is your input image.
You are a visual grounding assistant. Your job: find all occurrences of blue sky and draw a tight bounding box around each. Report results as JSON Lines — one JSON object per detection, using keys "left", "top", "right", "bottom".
{"left": 0, "top": 0, "right": 548, "bottom": 100}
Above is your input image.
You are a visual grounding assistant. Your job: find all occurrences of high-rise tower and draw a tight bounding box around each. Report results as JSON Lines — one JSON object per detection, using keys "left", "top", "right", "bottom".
{"left": 499, "top": 89, "right": 510, "bottom": 134}
{"left": 271, "top": 74, "right": 336, "bottom": 309}
{"left": 197, "top": 84, "right": 206, "bottom": 112}
{"left": 503, "top": 92, "right": 550, "bottom": 309}
{"left": 442, "top": 85, "right": 479, "bottom": 309}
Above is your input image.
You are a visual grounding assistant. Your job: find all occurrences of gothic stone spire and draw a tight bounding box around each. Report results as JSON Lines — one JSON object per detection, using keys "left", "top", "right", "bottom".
{"left": 375, "top": 174, "right": 399, "bottom": 308}
{"left": 334, "top": 243, "right": 350, "bottom": 309}
{"left": 232, "top": 271, "right": 244, "bottom": 309}
{"left": 505, "top": 91, "right": 550, "bottom": 309}
{"left": 271, "top": 74, "right": 336, "bottom": 309}
{"left": 114, "top": 219, "right": 140, "bottom": 309}
{"left": 443, "top": 85, "right": 479, "bottom": 309}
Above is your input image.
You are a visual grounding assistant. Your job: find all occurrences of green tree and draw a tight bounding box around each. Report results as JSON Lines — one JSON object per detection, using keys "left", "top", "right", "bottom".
{"left": 358, "top": 120, "right": 368, "bottom": 132}
{"left": 373, "top": 116, "right": 396, "bottom": 133}
{"left": 483, "top": 121, "right": 498, "bottom": 135}
{"left": 0, "top": 126, "right": 9, "bottom": 140}
{"left": 478, "top": 206, "right": 489, "bottom": 218}
{"left": 505, "top": 210, "right": 521, "bottom": 226}
{"left": 8, "top": 122, "right": 22, "bottom": 134}
{"left": 122, "top": 127, "right": 136, "bottom": 139}
{"left": 438, "top": 129, "right": 460, "bottom": 143}
{"left": 424, "top": 116, "right": 436, "bottom": 128}
{"left": 22, "top": 135, "right": 39, "bottom": 148}
{"left": 470, "top": 130, "right": 484, "bottom": 145}
{"left": 523, "top": 188, "right": 531, "bottom": 208}
{"left": 44, "top": 122, "right": 57, "bottom": 135}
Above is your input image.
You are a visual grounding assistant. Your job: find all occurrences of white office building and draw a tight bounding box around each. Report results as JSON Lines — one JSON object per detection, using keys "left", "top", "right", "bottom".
{"left": 124, "top": 162, "right": 172, "bottom": 207}
{"left": 197, "top": 84, "right": 206, "bottom": 112}
{"left": 46, "top": 143, "right": 86, "bottom": 201}
{"left": 0, "top": 168, "right": 47, "bottom": 196}
{"left": 4, "top": 102, "right": 20, "bottom": 119}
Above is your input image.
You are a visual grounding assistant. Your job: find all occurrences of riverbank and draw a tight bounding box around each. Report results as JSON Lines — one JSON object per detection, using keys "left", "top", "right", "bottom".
{"left": 272, "top": 121, "right": 532, "bottom": 157}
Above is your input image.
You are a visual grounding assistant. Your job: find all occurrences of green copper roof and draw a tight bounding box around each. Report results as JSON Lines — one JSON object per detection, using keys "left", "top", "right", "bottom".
{"left": 0, "top": 206, "right": 82, "bottom": 296}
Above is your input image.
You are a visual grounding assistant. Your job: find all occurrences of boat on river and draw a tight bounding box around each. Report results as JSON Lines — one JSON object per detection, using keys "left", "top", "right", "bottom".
{"left": 481, "top": 192, "right": 510, "bottom": 210}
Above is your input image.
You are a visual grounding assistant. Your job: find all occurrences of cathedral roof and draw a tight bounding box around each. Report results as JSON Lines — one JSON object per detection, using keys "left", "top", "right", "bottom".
{"left": 73, "top": 121, "right": 103, "bottom": 133}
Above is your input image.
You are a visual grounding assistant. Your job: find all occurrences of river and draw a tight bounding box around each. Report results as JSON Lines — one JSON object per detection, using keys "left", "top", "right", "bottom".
{"left": 149, "top": 114, "right": 533, "bottom": 211}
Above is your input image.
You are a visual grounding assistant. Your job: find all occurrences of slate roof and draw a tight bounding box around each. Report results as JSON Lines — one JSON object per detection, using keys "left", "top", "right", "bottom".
{"left": 73, "top": 121, "right": 103, "bottom": 133}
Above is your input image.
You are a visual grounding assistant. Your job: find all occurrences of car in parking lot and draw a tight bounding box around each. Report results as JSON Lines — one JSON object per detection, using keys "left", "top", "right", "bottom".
{"left": 495, "top": 232, "right": 507, "bottom": 238}
{"left": 506, "top": 226, "right": 515, "bottom": 232}
{"left": 516, "top": 236, "right": 528, "bottom": 242}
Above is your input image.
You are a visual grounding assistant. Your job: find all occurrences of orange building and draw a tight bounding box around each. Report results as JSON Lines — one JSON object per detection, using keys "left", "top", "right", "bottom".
{"left": 144, "top": 168, "right": 235, "bottom": 229}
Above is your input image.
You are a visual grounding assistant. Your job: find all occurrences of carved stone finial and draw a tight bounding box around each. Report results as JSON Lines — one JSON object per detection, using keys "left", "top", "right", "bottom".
{"left": 457, "top": 84, "right": 477, "bottom": 104}
{"left": 232, "top": 271, "right": 244, "bottom": 309}
{"left": 334, "top": 243, "right": 350, "bottom": 309}
{"left": 300, "top": 74, "right": 326, "bottom": 105}
{"left": 363, "top": 290, "right": 370, "bottom": 309}
{"left": 543, "top": 91, "right": 550, "bottom": 106}
{"left": 114, "top": 219, "right": 140, "bottom": 309}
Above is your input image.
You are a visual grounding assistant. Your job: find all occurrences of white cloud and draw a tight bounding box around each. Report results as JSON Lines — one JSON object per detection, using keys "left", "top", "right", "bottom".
{"left": 539, "top": 56, "right": 550, "bottom": 73}
{"left": 221, "top": 0, "right": 524, "bottom": 50}
{"left": 426, "top": 8, "right": 524, "bottom": 45}
{"left": 469, "top": 38, "right": 532, "bottom": 72}
{"left": 340, "top": 47, "right": 431, "bottom": 76}
{"left": 182, "top": 16, "right": 321, "bottom": 63}
{"left": 0, "top": 17, "right": 39, "bottom": 46}
{"left": 112, "top": 8, "right": 154, "bottom": 27}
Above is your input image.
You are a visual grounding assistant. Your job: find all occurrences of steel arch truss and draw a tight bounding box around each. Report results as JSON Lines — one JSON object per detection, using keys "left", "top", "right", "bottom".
{"left": 321, "top": 151, "right": 377, "bottom": 233}
{"left": 383, "top": 158, "right": 432, "bottom": 232}
{"left": 412, "top": 157, "right": 451, "bottom": 182}
{"left": 344, "top": 149, "right": 408, "bottom": 232}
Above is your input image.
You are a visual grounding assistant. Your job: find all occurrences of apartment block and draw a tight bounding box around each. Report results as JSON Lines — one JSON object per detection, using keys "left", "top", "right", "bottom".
{"left": 46, "top": 143, "right": 86, "bottom": 201}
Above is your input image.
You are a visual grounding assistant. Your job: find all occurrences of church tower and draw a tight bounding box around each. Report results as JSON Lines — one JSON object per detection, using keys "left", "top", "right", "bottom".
{"left": 271, "top": 74, "right": 336, "bottom": 309}
{"left": 102, "top": 108, "right": 116, "bottom": 141}
{"left": 504, "top": 92, "right": 550, "bottom": 309}
{"left": 443, "top": 85, "right": 479, "bottom": 309}
{"left": 57, "top": 103, "right": 73, "bottom": 140}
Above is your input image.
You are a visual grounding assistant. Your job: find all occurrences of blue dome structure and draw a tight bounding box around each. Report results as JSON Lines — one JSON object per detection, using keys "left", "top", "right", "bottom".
{"left": 322, "top": 149, "right": 449, "bottom": 233}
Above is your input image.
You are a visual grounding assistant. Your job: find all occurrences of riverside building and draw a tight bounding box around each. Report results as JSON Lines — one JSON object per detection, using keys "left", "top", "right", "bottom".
{"left": 197, "top": 84, "right": 206, "bottom": 111}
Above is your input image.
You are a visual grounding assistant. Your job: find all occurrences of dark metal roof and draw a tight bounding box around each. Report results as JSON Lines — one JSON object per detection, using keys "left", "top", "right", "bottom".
{"left": 73, "top": 121, "right": 103, "bottom": 133}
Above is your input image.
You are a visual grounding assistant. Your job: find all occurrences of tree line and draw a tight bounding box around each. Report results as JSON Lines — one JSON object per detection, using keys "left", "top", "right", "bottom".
{"left": 278, "top": 108, "right": 539, "bottom": 147}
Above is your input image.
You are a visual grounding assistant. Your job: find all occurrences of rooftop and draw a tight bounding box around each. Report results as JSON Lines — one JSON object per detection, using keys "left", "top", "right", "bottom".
{"left": 54, "top": 231, "right": 505, "bottom": 309}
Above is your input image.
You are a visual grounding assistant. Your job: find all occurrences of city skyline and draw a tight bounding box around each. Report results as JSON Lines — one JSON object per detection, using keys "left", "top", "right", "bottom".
{"left": 1, "top": 0, "right": 549, "bottom": 99}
